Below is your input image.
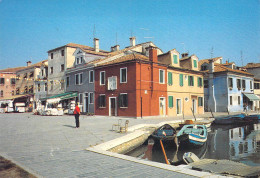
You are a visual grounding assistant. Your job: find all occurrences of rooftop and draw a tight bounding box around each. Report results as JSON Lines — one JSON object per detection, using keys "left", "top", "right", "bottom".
{"left": 0, "top": 66, "right": 27, "bottom": 73}
{"left": 243, "top": 63, "right": 260, "bottom": 69}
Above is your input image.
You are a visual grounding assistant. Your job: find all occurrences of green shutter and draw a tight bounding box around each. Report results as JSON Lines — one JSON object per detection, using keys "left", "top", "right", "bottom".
{"left": 179, "top": 74, "right": 183, "bottom": 86}
{"left": 168, "top": 96, "right": 173, "bottom": 108}
{"left": 197, "top": 77, "right": 199, "bottom": 87}
{"left": 173, "top": 55, "right": 178, "bottom": 64}
{"left": 125, "top": 94, "right": 128, "bottom": 107}
{"left": 194, "top": 60, "right": 197, "bottom": 68}
{"left": 168, "top": 72, "right": 172, "bottom": 85}
{"left": 192, "top": 76, "right": 194, "bottom": 86}
{"left": 188, "top": 76, "right": 190, "bottom": 86}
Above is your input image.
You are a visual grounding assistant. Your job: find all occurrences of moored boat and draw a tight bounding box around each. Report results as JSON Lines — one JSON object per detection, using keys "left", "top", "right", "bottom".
{"left": 177, "top": 124, "right": 207, "bottom": 147}
{"left": 151, "top": 124, "right": 177, "bottom": 142}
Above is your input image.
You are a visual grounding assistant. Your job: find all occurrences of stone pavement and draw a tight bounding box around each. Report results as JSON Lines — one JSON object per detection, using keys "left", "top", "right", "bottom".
{"left": 0, "top": 112, "right": 247, "bottom": 177}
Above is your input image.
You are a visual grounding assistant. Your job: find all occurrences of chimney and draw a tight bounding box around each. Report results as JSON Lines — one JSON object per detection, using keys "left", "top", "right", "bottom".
{"left": 148, "top": 46, "right": 158, "bottom": 63}
{"left": 110, "top": 45, "right": 120, "bottom": 52}
{"left": 129, "top": 37, "right": 136, "bottom": 47}
{"left": 94, "top": 38, "right": 99, "bottom": 52}
{"left": 27, "top": 61, "right": 32, "bottom": 67}
{"left": 181, "top": 53, "right": 189, "bottom": 58}
{"left": 208, "top": 59, "right": 214, "bottom": 73}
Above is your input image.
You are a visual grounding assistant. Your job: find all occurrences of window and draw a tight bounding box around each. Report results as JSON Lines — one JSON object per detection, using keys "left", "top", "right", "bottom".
{"left": 173, "top": 55, "right": 178, "bottom": 64}
{"left": 242, "top": 79, "right": 246, "bottom": 90}
{"left": 120, "top": 68, "right": 127, "bottom": 83}
{"left": 38, "top": 84, "right": 40, "bottom": 92}
{"left": 204, "top": 79, "right": 208, "bottom": 88}
{"left": 159, "top": 69, "right": 165, "bottom": 84}
{"left": 60, "top": 79, "right": 64, "bottom": 90}
{"left": 230, "top": 96, "right": 233, "bottom": 105}
{"left": 99, "top": 95, "right": 106, "bottom": 108}
{"left": 24, "top": 86, "right": 28, "bottom": 94}
{"left": 228, "top": 78, "right": 233, "bottom": 88}
{"left": 11, "top": 90, "right": 14, "bottom": 96}
{"left": 201, "top": 65, "right": 207, "bottom": 71}
{"left": 119, "top": 93, "right": 128, "bottom": 107}
{"left": 89, "top": 92, "right": 94, "bottom": 104}
{"left": 168, "top": 96, "right": 173, "bottom": 108}
{"left": 188, "top": 76, "right": 194, "bottom": 86}
{"left": 29, "top": 85, "right": 33, "bottom": 93}
{"left": 0, "top": 90, "right": 3, "bottom": 97}
{"left": 238, "top": 96, "right": 241, "bottom": 105}
{"left": 100, "top": 71, "right": 105, "bottom": 85}
{"left": 61, "top": 64, "right": 64, "bottom": 72}
{"left": 89, "top": 70, "right": 94, "bottom": 83}
{"left": 50, "top": 81, "right": 53, "bottom": 91}
{"left": 76, "top": 58, "right": 79, "bottom": 64}
{"left": 237, "top": 79, "right": 241, "bottom": 89}
{"left": 254, "top": 82, "right": 260, "bottom": 89}
{"left": 51, "top": 53, "right": 53, "bottom": 59}
{"left": 179, "top": 74, "right": 184, "bottom": 86}
{"left": 41, "top": 69, "right": 44, "bottom": 76}
{"left": 75, "top": 73, "right": 83, "bottom": 85}
{"left": 168, "top": 72, "right": 173, "bottom": 86}
{"left": 66, "top": 76, "right": 70, "bottom": 87}
{"left": 198, "top": 77, "right": 203, "bottom": 87}
{"left": 108, "top": 76, "right": 117, "bottom": 90}
{"left": 198, "top": 97, "right": 203, "bottom": 106}
{"left": 50, "top": 67, "right": 53, "bottom": 74}
{"left": 61, "top": 50, "right": 64, "bottom": 56}
{"left": 0, "top": 78, "right": 5, "bottom": 85}
{"left": 11, "top": 78, "right": 15, "bottom": 85}
{"left": 80, "top": 57, "right": 83, "bottom": 64}
{"left": 44, "top": 83, "right": 47, "bottom": 91}
{"left": 250, "top": 81, "right": 253, "bottom": 90}
{"left": 29, "top": 72, "right": 34, "bottom": 78}
{"left": 16, "top": 88, "right": 20, "bottom": 95}
{"left": 193, "top": 60, "right": 197, "bottom": 68}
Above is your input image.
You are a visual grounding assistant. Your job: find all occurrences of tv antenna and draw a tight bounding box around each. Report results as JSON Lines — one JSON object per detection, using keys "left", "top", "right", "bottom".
{"left": 93, "top": 24, "right": 96, "bottom": 39}
{"left": 211, "top": 46, "right": 214, "bottom": 58}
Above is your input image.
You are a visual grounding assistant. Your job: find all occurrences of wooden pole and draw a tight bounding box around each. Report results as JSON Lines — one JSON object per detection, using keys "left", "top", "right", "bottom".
{"left": 191, "top": 108, "right": 197, "bottom": 121}
{"left": 210, "top": 108, "right": 214, "bottom": 118}
{"left": 159, "top": 139, "right": 170, "bottom": 165}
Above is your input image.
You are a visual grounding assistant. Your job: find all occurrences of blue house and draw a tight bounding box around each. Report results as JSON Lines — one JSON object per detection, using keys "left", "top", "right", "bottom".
{"left": 201, "top": 59, "right": 258, "bottom": 112}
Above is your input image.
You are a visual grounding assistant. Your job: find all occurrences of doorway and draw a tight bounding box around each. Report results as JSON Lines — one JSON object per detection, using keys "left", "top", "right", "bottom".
{"left": 176, "top": 99, "right": 182, "bottom": 115}
{"left": 159, "top": 97, "right": 166, "bottom": 116}
{"left": 109, "top": 97, "right": 117, "bottom": 116}
{"left": 84, "top": 93, "right": 88, "bottom": 113}
{"left": 192, "top": 98, "right": 197, "bottom": 114}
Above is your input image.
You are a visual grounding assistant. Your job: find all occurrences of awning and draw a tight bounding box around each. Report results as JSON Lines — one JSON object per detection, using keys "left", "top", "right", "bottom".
{"left": 243, "top": 93, "right": 260, "bottom": 101}
{"left": 0, "top": 94, "right": 32, "bottom": 101}
{"left": 41, "top": 91, "right": 78, "bottom": 102}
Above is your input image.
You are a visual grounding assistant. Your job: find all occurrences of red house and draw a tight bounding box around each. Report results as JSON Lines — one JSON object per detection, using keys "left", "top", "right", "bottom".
{"left": 94, "top": 47, "right": 168, "bottom": 118}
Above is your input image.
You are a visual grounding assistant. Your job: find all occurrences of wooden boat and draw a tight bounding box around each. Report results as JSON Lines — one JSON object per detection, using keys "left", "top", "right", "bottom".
{"left": 151, "top": 124, "right": 177, "bottom": 142}
{"left": 177, "top": 125, "right": 207, "bottom": 147}
{"left": 244, "top": 114, "right": 260, "bottom": 121}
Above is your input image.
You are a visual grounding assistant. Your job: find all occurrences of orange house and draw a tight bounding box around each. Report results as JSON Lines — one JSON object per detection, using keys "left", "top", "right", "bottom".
{"left": 94, "top": 47, "right": 168, "bottom": 118}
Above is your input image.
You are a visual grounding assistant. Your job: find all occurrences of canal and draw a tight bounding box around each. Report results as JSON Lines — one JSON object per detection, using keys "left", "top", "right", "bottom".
{"left": 126, "top": 122, "right": 260, "bottom": 167}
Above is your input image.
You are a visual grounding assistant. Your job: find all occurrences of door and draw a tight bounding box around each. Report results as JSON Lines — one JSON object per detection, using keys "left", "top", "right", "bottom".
{"left": 177, "top": 99, "right": 181, "bottom": 115}
{"left": 159, "top": 97, "right": 166, "bottom": 116}
{"left": 109, "top": 97, "right": 117, "bottom": 116}
{"left": 84, "top": 93, "right": 88, "bottom": 113}
{"left": 192, "top": 99, "right": 197, "bottom": 114}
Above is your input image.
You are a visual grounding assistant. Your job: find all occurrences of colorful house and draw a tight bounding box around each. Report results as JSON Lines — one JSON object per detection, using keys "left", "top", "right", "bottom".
{"left": 158, "top": 51, "right": 204, "bottom": 116}
{"left": 201, "top": 59, "right": 258, "bottom": 112}
{"left": 94, "top": 47, "right": 168, "bottom": 118}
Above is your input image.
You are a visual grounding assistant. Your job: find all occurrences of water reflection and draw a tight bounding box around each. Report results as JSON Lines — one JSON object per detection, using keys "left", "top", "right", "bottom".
{"left": 126, "top": 122, "right": 260, "bottom": 166}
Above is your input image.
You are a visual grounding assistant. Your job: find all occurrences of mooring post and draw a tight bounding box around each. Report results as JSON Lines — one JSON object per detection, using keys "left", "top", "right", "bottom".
{"left": 159, "top": 139, "right": 170, "bottom": 165}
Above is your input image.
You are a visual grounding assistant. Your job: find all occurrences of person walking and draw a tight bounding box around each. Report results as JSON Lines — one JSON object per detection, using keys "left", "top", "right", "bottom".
{"left": 73, "top": 103, "right": 81, "bottom": 128}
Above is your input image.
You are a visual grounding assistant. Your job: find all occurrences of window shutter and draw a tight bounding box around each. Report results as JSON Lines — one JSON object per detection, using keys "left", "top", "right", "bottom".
{"left": 168, "top": 96, "right": 173, "bottom": 108}
{"left": 168, "top": 72, "right": 172, "bottom": 85}
{"left": 126, "top": 94, "right": 128, "bottom": 107}
{"left": 179, "top": 74, "right": 183, "bottom": 86}
{"left": 188, "top": 76, "right": 190, "bottom": 86}
{"left": 173, "top": 55, "right": 178, "bottom": 64}
{"left": 194, "top": 60, "right": 197, "bottom": 68}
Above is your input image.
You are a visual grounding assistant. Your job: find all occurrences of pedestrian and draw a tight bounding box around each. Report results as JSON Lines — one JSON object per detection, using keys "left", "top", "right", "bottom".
{"left": 243, "top": 103, "right": 247, "bottom": 113}
{"left": 73, "top": 103, "right": 81, "bottom": 128}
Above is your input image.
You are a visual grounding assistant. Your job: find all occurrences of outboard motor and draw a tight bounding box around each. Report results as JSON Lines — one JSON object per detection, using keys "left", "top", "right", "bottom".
{"left": 183, "top": 152, "right": 200, "bottom": 164}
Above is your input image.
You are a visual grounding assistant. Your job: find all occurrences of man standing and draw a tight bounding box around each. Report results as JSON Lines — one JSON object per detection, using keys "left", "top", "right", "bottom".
{"left": 74, "top": 103, "right": 81, "bottom": 128}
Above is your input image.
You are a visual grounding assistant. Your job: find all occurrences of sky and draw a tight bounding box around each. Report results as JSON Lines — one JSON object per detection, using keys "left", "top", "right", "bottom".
{"left": 0, "top": 0, "right": 259, "bottom": 69}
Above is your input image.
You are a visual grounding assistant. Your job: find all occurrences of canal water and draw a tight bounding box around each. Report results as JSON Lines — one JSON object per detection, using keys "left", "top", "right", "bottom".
{"left": 126, "top": 122, "right": 260, "bottom": 167}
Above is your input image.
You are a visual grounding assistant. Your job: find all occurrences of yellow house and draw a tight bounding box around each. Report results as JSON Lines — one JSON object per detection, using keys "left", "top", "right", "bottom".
{"left": 158, "top": 50, "right": 204, "bottom": 117}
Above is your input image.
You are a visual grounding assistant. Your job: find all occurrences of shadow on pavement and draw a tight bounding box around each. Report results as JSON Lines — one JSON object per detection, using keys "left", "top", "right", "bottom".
{"left": 63, "top": 125, "right": 76, "bottom": 128}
